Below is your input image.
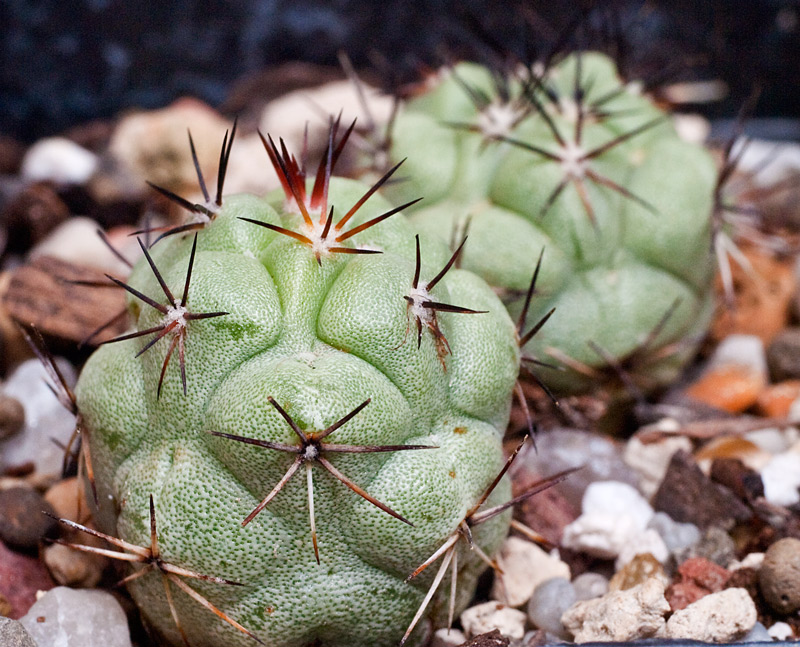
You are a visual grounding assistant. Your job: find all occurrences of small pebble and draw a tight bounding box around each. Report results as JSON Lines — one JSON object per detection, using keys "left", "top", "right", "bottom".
{"left": 0, "top": 617, "right": 37, "bottom": 647}
{"left": 695, "top": 436, "right": 771, "bottom": 472}
{"left": 647, "top": 512, "right": 701, "bottom": 553}
{"left": 664, "top": 587, "right": 756, "bottom": 641}
{"left": 741, "top": 621, "right": 771, "bottom": 642}
{"left": 729, "top": 552, "right": 764, "bottom": 571}
{"left": 0, "top": 395, "right": 24, "bottom": 440}
{"left": 43, "top": 542, "right": 104, "bottom": 588}
{"left": 20, "top": 586, "right": 132, "bottom": 647}
{"left": 685, "top": 364, "right": 765, "bottom": 413}
{"left": 767, "top": 622, "right": 794, "bottom": 641}
{"left": 490, "top": 537, "right": 570, "bottom": 607}
{"left": 760, "top": 452, "right": 800, "bottom": 506}
{"left": 0, "top": 357, "right": 77, "bottom": 476}
{"left": 674, "top": 525, "right": 736, "bottom": 567}
{"left": 461, "top": 601, "right": 527, "bottom": 641}
{"left": 572, "top": 572, "right": 608, "bottom": 601}
{"left": 758, "top": 537, "right": 800, "bottom": 614}
{"left": 580, "top": 481, "right": 653, "bottom": 527}
{"left": 20, "top": 137, "right": 98, "bottom": 185}
{"left": 610, "top": 553, "right": 667, "bottom": 592}
{"left": 561, "top": 578, "right": 669, "bottom": 643}
{"left": 430, "top": 627, "right": 467, "bottom": 647}
{"left": 767, "top": 327, "right": 800, "bottom": 382}
{"left": 0, "top": 538, "right": 55, "bottom": 618}
{"left": 0, "top": 487, "right": 56, "bottom": 550}
{"left": 623, "top": 436, "right": 692, "bottom": 499}
{"left": 526, "top": 577, "right": 575, "bottom": 639}
{"left": 755, "top": 381, "right": 800, "bottom": 417}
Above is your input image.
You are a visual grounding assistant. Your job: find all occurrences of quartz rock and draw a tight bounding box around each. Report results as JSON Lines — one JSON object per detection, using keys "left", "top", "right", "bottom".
{"left": 21, "top": 137, "right": 98, "bottom": 185}
{"left": 767, "top": 622, "right": 794, "bottom": 641}
{"left": 490, "top": 537, "right": 570, "bottom": 607}
{"left": 760, "top": 451, "right": 800, "bottom": 506}
{"left": 664, "top": 587, "right": 756, "bottom": 641}
{"left": 615, "top": 529, "right": 669, "bottom": 570}
{"left": 561, "top": 577, "right": 669, "bottom": 643}
{"left": 430, "top": 627, "right": 466, "bottom": 647}
{"left": 0, "top": 358, "right": 77, "bottom": 475}
{"left": 20, "top": 586, "right": 132, "bottom": 647}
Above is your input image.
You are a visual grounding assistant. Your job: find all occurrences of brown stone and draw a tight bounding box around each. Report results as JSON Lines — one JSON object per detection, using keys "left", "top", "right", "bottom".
{"left": 459, "top": 629, "right": 509, "bottom": 647}
{"left": 0, "top": 395, "right": 24, "bottom": 441}
{"left": 1, "top": 183, "right": 70, "bottom": 252}
{"left": 0, "top": 539, "right": 55, "bottom": 619}
{"left": 609, "top": 553, "right": 665, "bottom": 591}
{"left": 653, "top": 450, "right": 752, "bottom": 529}
{"left": 0, "top": 488, "right": 56, "bottom": 550}
{"left": 759, "top": 537, "right": 800, "bottom": 615}
{"left": 677, "top": 557, "right": 731, "bottom": 592}
{"left": 710, "top": 457, "right": 764, "bottom": 502}
{"left": 511, "top": 469, "right": 578, "bottom": 545}
{"left": 2, "top": 255, "right": 128, "bottom": 345}
{"left": 666, "top": 581, "right": 708, "bottom": 611}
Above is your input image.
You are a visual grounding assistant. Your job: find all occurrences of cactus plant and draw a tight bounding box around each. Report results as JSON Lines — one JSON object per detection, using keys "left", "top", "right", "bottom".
{"left": 385, "top": 51, "right": 718, "bottom": 394}
{"left": 69, "top": 122, "right": 524, "bottom": 647}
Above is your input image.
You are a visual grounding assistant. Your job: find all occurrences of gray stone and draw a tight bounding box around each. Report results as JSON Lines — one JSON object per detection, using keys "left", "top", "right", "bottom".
{"left": 647, "top": 511, "right": 701, "bottom": 553}
{"left": 20, "top": 587, "right": 132, "bottom": 647}
{"left": 0, "top": 617, "right": 37, "bottom": 647}
{"left": 767, "top": 327, "right": 800, "bottom": 382}
{"left": 527, "top": 577, "right": 576, "bottom": 639}
{"left": 0, "top": 487, "right": 56, "bottom": 550}
{"left": 572, "top": 572, "right": 608, "bottom": 601}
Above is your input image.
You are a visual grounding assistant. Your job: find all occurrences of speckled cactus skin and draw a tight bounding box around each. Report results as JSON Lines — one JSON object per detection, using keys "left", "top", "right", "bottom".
{"left": 387, "top": 52, "right": 717, "bottom": 393}
{"left": 75, "top": 177, "right": 519, "bottom": 647}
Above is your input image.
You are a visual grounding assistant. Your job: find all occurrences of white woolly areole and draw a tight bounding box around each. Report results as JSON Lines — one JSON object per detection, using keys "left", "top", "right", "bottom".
{"left": 560, "top": 140, "right": 587, "bottom": 179}
{"left": 164, "top": 301, "right": 188, "bottom": 328}
{"left": 477, "top": 102, "right": 523, "bottom": 138}
{"left": 406, "top": 283, "right": 434, "bottom": 326}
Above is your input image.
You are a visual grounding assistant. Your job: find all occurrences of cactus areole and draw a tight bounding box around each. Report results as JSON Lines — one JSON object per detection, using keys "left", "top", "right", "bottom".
{"left": 387, "top": 52, "right": 718, "bottom": 394}
{"left": 75, "top": 123, "right": 520, "bottom": 647}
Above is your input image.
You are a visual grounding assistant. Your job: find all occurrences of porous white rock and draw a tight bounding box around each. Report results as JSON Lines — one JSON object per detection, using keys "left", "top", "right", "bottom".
{"left": 0, "top": 358, "right": 77, "bottom": 475}
{"left": 490, "top": 536, "right": 570, "bottom": 606}
{"left": 760, "top": 452, "right": 800, "bottom": 506}
{"left": 461, "top": 601, "right": 527, "bottom": 640}
{"left": 20, "top": 586, "right": 132, "bottom": 647}
{"left": 665, "top": 588, "right": 757, "bottom": 641}
{"left": 560, "top": 577, "right": 669, "bottom": 643}
{"left": 21, "top": 137, "right": 98, "bottom": 185}
{"left": 624, "top": 436, "right": 692, "bottom": 499}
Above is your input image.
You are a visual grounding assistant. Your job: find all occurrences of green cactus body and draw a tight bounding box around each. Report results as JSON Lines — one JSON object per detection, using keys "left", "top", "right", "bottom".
{"left": 387, "top": 52, "right": 717, "bottom": 393}
{"left": 75, "top": 148, "right": 520, "bottom": 646}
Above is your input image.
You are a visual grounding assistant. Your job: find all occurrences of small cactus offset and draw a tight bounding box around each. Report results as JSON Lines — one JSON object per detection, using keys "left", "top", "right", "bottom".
{"left": 386, "top": 51, "right": 718, "bottom": 394}
{"left": 71, "top": 123, "right": 523, "bottom": 646}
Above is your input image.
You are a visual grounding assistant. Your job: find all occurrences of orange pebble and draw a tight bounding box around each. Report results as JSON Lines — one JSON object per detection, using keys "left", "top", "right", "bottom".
{"left": 686, "top": 364, "right": 766, "bottom": 413}
{"left": 755, "top": 380, "right": 800, "bottom": 418}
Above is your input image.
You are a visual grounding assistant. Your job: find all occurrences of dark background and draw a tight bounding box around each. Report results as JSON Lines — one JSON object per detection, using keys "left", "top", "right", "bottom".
{"left": 2, "top": 0, "right": 800, "bottom": 142}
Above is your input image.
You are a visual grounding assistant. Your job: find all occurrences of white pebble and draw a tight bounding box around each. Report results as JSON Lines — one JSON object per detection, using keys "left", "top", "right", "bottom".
{"left": 729, "top": 552, "right": 765, "bottom": 571}
{"left": 0, "top": 358, "right": 77, "bottom": 475}
{"left": 581, "top": 481, "right": 653, "bottom": 528}
{"left": 665, "top": 588, "right": 757, "bottom": 641}
{"left": 20, "top": 586, "right": 132, "bottom": 647}
{"left": 562, "top": 513, "right": 640, "bottom": 559}
{"left": 760, "top": 452, "right": 800, "bottom": 506}
{"left": 707, "top": 334, "right": 767, "bottom": 380}
{"left": 767, "top": 622, "right": 794, "bottom": 641}
{"left": 461, "top": 601, "right": 527, "bottom": 641}
{"left": 647, "top": 511, "right": 701, "bottom": 553}
{"left": 430, "top": 627, "right": 466, "bottom": 647}
{"left": 21, "top": 137, "right": 98, "bottom": 185}
{"left": 561, "top": 578, "right": 669, "bottom": 643}
{"left": 491, "top": 536, "right": 570, "bottom": 607}
{"left": 744, "top": 427, "right": 798, "bottom": 454}
{"left": 527, "top": 577, "right": 576, "bottom": 639}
